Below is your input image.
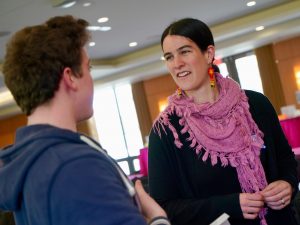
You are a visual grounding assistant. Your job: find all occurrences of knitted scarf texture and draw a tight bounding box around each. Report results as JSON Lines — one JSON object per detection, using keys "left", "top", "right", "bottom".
{"left": 154, "top": 73, "right": 268, "bottom": 225}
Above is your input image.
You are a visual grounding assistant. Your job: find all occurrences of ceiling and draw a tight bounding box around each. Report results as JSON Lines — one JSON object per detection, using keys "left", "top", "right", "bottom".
{"left": 1, "top": 0, "right": 300, "bottom": 116}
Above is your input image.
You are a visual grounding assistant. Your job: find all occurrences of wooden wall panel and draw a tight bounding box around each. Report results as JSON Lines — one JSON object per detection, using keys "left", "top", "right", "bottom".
{"left": 275, "top": 58, "right": 300, "bottom": 106}
{"left": 273, "top": 36, "right": 300, "bottom": 108}
{"left": 143, "top": 74, "right": 177, "bottom": 122}
{"left": 0, "top": 113, "right": 98, "bottom": 149}
{"left": 131, "top": 81, "right": 153, "bottom": 144}
{"left": 273, "top": 37, "right": 300, "bottom": 60}
{"left": 0, "top": 114, "right": 27, "bottom": 148}
{"left": 255, "top": 45, "right": 286, "bottom": 114}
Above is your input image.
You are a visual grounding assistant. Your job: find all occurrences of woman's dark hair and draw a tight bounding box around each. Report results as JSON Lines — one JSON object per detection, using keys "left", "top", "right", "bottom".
{"left": 161, "top": 18, "right": 214, "bottom": 52}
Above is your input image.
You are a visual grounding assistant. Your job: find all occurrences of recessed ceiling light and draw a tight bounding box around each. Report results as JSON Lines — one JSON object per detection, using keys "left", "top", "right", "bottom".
{"left": 129, "top": 42, "right": 138, "bottom": 47}
{"left": 98, "top": 17, "right": 109, "bottom": 23}
{"left": 82, "top": 2, "right": 91, "bottom": 7}
{"left": 89, "top": 42, "right": 96, "bottom": 47}
{"left": 87, "top": 26, "right": 101, "bottom": 31}
{"left": 160, "top": 56, "right": 165, "bottom": 61}
{"left": 87, "top": 26, "right": 111, "bottom": 31}
{"left": 51, "top": 0, "right": 76, "bottom": 8}
{"left": 60, "top": 1, "right": 76, "bottom": 8}
{"left": 247, "top": 1, "right": 256, "bottom": 7}
{"left": 99, "top": 26, "right": 111, "bottom": 31}
{"left": 255, "top": 26, "right": 264, "bottom": 31}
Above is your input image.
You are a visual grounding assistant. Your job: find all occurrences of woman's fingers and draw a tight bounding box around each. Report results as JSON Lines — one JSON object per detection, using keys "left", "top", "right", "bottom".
{"left": 240, "top": 193, "right": 264, "bottom": 219}
{"left": 261, "top": 180, "right": 292, "bottom": 210}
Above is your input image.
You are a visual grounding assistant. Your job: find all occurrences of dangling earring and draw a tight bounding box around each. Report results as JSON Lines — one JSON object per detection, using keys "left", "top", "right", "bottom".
{"left": 208, "top": 66, "right": 215, "bottom": 88}
{"left": 177, "top": 87, "right": 183, "bottom": 97}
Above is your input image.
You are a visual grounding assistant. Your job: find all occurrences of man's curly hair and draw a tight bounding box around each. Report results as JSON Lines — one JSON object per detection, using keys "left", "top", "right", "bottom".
{"left": 3, "top": 15, "right": 90, "bottom": 115}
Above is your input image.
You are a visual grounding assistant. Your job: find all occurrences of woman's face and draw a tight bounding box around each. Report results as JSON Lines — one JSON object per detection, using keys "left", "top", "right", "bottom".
{"left": 162, "top": 35, "right": 214, "bottom": 94}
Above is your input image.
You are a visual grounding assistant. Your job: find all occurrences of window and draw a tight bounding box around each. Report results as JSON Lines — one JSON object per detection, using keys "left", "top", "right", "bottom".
{"left": 218, "top": 63, "right": 229, "bottom": 77}
{"left": 220, "top": 51, "right": 264, "bottom": 94}
{"left": 235, "top": 55, "right": 263, "bottom": 93}
{"left": 93, "top": 84, "right": 144, "bottom": 175}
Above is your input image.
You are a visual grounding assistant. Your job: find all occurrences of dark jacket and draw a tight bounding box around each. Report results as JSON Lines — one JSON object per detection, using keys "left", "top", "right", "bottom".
{"left": 148, "top": 90, "right": 298, "bottom": 225}
{"left": 0, "top": 124, "right": 146, "bottom": 225}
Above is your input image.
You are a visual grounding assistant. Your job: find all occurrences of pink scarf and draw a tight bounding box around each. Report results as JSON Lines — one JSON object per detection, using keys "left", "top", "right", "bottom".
{"left": 154, "top": 74, "right": 268, "bottom": 225}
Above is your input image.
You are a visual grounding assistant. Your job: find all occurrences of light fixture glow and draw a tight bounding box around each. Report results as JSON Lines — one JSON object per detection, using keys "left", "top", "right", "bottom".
{"left": 51, "top": 0, "right": 77, "bottom": 8}
{"left": 255, "top": 26, "right": 264, "bottom": 31}
{"left": 89, "top": 42, "right": 96, "bottom": 47}
{"left": 247, "top": 1, "right": 256, "bottom": 7}
{"left": 87, "top": 26, "right": 101, "bottom": 31}
{"left": 158, "top": 99, "right": 168, "bottom": 112}
{"left": 160, "top": 56, "right": 165, "bottom": 61}
{"left": 98, "top": 17, "right": 109, "bottom": 23}
{"left": 296, "top": 71, "right": 300, "bottom": 90}
{"left": 83, "top": 2, "right": 91, "bottom": 7}
{"left": 60, "top": 1, "right": 76, "bottom": 8}
{"left": 99, "top": 26, "right": 111, "bottom": 31}
{"left": 87, "top": 26, "right": 111, "bottom": 31}
{"left": 129, "top": 42, "right": 138, "bottom": 47}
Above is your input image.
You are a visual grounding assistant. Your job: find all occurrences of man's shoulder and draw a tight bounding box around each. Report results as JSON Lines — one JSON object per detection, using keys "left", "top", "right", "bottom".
{"left": 47, "top": 138, "right": 105, "bottom": 163}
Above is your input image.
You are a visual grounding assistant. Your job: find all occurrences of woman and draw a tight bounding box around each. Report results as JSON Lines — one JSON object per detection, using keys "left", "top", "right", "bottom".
{"left": 148, "top": 18, "right": 298, "bottom": 225}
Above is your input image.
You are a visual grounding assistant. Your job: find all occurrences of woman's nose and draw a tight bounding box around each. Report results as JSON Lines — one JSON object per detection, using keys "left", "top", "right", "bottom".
{"left": 173, "top": 56, "right": 184, "bottom": 68}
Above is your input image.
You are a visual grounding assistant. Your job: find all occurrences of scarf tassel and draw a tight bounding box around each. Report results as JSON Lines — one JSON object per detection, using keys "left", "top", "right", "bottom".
{"left": 195, "top": 145, "right": 202, "bottom": 154}
{"left": 210, "top": 153, "right": 218, "bottom": 166}
{"left": 259, "top": 208, "right": 268, "bottom": 225}
{"left": 220, "top": 154, "right": 229, "bottom": 167}
{"left": 202, "top": 150, "right": 209, "bottom": 161}
{"left": 228, "top": 156, "right": 238, "bottom": 167}
{"left": 190, "top": 138, "right": 197, "bottom": 148}
{"left": 181, "top": 124, "right": 189, "bottom": 134}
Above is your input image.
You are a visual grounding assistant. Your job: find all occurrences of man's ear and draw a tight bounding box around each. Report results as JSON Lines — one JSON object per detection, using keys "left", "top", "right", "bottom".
{"left": 62, "top": 67, "right": 78, "bottom": 91}
{"left": 206, "top": 45, "right": 215, "bottom": 64}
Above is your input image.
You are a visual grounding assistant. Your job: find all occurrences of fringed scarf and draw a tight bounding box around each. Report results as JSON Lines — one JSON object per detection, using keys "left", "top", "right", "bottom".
{"left": 154, "top": 73, "right": 268, "bottom": 225}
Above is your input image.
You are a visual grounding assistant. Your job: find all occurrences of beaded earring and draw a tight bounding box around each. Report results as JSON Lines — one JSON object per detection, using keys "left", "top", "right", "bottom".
{"left": 208, "top": 66, "right": 215, "bottom": 88}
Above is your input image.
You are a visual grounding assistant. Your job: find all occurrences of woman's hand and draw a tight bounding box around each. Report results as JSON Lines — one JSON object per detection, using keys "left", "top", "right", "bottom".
{"left": 261, "top": 180, "right": 292, "bottom": 210}
{"left": 239, "top": 192, "right": 264, "bottom": 219}
{"left": 135, "top": 179, "right": 167, "bottom": 222}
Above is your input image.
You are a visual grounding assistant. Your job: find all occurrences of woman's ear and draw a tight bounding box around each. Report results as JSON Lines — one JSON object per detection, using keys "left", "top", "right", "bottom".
{"left": 206, "top": 45, "right": 215, "bottom": 64}
{"left": 62, "top": 67, "right": 78, "bottom": 91}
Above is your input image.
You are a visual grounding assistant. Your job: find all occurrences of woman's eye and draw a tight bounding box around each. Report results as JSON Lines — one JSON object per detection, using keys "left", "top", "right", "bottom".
{"left": 164, "top": 55, "right": 172, "bottom": 61}
{"left": 181, "top": 50, "right": 190, "bottom": 55}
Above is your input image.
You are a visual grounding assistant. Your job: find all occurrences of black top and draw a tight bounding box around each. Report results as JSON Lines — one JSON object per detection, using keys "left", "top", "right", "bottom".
{"left": 148, "top": 90, "right": 298, "bottom": 225}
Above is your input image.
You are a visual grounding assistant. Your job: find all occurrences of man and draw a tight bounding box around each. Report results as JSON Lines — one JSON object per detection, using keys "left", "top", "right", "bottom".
{"left": 0, "top": 15, "right": 169, "bottom": 225}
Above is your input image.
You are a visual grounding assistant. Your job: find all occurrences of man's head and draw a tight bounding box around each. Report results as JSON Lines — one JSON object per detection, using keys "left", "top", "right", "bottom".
{"left": 3, "top": 15, "right": 90, "bottom": 115}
